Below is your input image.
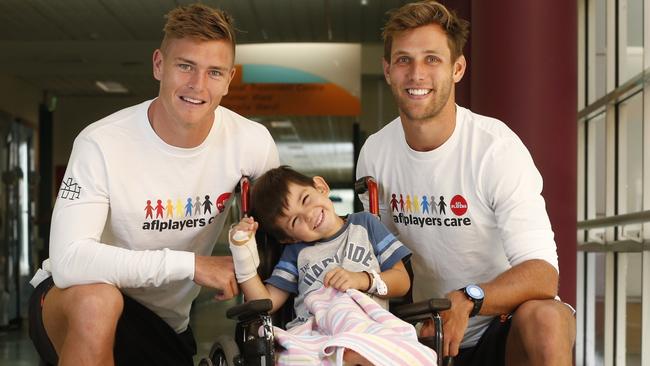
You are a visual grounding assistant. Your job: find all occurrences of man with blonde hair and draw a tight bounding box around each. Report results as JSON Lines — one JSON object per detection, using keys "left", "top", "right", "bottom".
{"left": 28, "top": 3, "right": 279, "bottom": 365}
{"left": 357, "top": 1, "right": 575, "bottom": 365}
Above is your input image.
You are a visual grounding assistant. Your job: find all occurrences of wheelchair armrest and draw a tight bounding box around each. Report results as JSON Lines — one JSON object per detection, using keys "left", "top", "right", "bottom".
{"left": 393, "top": 298, "right": 451, "bottom": 320}
{"left": 226, "top": 299, "right": 273, "bottom": 321}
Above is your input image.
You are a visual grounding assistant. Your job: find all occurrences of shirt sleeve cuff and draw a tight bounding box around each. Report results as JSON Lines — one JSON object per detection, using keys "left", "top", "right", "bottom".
{"left": 166, "top": 249, "right": 196, "bottom": 281}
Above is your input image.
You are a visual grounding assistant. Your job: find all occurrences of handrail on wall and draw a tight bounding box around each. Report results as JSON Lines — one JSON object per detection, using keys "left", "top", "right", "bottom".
{"left": 577, "top": 210, "right": 650, "bottom": 230}
{"left": 577, "top": 210, "right": 650, "bottom": 252}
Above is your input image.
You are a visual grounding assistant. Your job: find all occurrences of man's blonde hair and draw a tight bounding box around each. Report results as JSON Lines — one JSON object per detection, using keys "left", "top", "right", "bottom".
{"left": 382, "top": 1, "right": 469, "bottom": 62}
{"left": 161, "top": 3, "right": 236, "bottom": 54}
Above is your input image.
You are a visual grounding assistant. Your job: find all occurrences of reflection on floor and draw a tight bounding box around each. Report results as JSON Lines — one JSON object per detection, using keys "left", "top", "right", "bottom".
{"left": 0, "top": 287, "right": 240, "bottom": 365}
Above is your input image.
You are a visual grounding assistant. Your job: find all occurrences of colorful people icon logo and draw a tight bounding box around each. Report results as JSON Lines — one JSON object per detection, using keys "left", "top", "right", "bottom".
{"left": 421, "top": 195, "right": 429, "bottom": 214}
{"left": 431, "top": 195, "right": 438, "bottom": 215}
{"left": 185, "top": 198, "right": 193, "bottom": 217}
{"left": 203, "top": 195, "right": 213, "bottom": 214}
{"left": 155, "top": 199, "right": 164, "bottom": 218}
{"left": 390, "top": 193, "right": 399, "bottom": 212}
{"left": 145, "top": 200, "right": 154, "bottom": 219}
{"left": 175, "top": 199, "right": 183, "bottom": 218}
{"left": 438, "top": 196, "right": 447, "bottom": 215}
{"left": 194, "top": 196, "right": 201, "bottom": 215}
{"left": 412, "top": 193, "right": 420, "bottom": 213}
{"left": 166, "top": 199, "right": 174, "bottom": 218}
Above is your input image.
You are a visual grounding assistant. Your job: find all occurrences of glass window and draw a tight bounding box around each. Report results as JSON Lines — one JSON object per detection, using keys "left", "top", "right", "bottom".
{"left": 617, "top": 92, "right": 643, "bottom": 217}
{"left": 587, "top": 113, "right": 607, "bottom": 220}
{"left": 618, "top": 0, "right": 644, "bottom": 84}
{"left": 620, "top": 253, "right": 642, "bottom": 364}
{"left": 330, "top": 189, "right": 354, "bottom": 216}
{"left": 588, "top": 0, "right": 608, "bottom": 103}
{"left": 585, "top": 252, "right": 607, "bottom": 366}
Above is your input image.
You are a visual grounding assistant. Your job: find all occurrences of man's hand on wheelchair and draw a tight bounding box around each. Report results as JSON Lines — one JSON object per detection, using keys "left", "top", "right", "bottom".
{"left": 323, "top": 267, "right": 370, "bottom": 292}
{"left": 194, "top": 255, "right": 239, "bottom": 301}
{"left": 420, "top": 289, "right": 474, "bottom": 357}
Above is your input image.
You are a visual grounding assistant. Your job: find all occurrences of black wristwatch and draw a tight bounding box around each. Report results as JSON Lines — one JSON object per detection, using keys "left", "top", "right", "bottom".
{"left": 461, "top": 284, "right": 484, "bottom": 317}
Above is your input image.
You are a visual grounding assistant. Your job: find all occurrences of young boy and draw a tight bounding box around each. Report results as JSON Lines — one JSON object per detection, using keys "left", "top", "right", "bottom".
{"left": 229, "top": 166, "right": 434, "bottom": 365}
{"left": 230, "top": 165, "right": 411, "bottom": 325}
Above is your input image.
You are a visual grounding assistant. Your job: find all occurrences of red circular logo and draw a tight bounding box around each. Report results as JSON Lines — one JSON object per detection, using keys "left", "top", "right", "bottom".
{"left": 450, "top": 195, "right": 468, "bottom": 216}
{"left": 216, "top": 192, "right": 232, "bottom": 213}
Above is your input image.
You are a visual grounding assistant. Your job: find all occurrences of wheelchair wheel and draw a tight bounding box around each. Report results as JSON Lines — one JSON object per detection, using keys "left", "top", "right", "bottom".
{"left": 208, "top": 335, "right": 241, "bottom": 366}
{"left": 198, "top": 358, "right": 214, "bottom": 366}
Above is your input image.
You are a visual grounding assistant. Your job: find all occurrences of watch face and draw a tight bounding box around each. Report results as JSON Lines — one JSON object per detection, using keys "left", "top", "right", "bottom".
{"left": 467, "top": 285, "right": 484, "bottom": 300}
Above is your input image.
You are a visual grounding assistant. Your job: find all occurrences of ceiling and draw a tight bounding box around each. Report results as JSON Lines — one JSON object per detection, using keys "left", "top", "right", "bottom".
{"left": 0, "top": 0, "right": 415, "bottom": 186}
{"left": 0, "top": 0, "right": 412, "bottom": 98}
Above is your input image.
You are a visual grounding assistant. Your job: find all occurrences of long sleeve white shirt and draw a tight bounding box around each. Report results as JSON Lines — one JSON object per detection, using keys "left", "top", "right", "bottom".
{"left": 33, "top": 99, "right": 279, "bottom": 332}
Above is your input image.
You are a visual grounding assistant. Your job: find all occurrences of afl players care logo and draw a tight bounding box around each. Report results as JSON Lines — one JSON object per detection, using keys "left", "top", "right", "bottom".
{"left": 450, "top": 195, "right": 468, "bottom": 216}
{"left": 389, "top": 192, "right": 471, "bottom": 228}
{"left": 141, "top": 192, "right": 232, "bottom": 232}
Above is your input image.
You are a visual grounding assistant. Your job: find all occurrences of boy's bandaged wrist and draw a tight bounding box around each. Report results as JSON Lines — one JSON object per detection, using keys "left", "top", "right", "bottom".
{"left": 228, "top": 232, "right": 260, "bottom": 283}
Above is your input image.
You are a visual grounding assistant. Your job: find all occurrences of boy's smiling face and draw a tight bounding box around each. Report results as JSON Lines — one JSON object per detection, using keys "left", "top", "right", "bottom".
{"left": 277, "top": 177, "right": 345, "bottom": 243}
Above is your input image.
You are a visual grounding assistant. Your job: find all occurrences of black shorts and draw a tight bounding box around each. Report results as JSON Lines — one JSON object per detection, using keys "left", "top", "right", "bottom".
{"left": 453, "top": 315, "right": 512, "bottom": 366}
{"left": 28, "top": 277, "right": 197, "bottom": 366}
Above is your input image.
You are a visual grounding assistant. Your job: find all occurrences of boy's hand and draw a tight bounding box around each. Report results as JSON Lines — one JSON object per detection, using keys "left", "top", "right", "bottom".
{"left": 229, "top": 216, "right": 261, "bottom": 283}
{"left": 230, "top": 216, "right": 258, "bottom": 246}
{"left": 323, "top": 267, "right": 370, "bottom": 292}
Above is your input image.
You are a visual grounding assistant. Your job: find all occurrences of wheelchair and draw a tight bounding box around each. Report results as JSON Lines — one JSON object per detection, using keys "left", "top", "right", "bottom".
{"left": 199, "top": 176, "right": 452, "bottom": 366}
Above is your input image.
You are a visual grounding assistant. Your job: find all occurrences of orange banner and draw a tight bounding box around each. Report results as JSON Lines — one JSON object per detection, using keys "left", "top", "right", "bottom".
{"left": 221, "top": 65, "right": 360, "bottom": 116}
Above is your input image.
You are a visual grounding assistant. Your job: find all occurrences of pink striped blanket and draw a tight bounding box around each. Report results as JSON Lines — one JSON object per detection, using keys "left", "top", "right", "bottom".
{"left": 274, "top": 286, "right": 437, "bottom": 365}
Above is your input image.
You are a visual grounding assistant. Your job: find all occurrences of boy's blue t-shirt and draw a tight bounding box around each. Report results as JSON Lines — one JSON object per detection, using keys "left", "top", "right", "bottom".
{"left": 265, "top": 211, "right": 411, "bottom": 328}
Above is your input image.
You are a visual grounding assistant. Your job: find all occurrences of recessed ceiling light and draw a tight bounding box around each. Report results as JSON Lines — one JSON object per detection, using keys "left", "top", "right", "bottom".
{"left": 95, "top": 81, "right": 128, "bottom": 93}
{"left": 270, "top": 120, "right": 293, "bottom": 128}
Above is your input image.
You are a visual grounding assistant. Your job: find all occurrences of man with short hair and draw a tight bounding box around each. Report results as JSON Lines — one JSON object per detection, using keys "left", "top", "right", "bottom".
{"left": 356, "top": 1, "right": 576, "bottom": 365}
{"left": 28, "top": 4, "right": 279, "bottom": 365}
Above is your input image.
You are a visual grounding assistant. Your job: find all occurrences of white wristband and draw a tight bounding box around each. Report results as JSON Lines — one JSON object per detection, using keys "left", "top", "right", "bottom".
{"left": 369, "top": 269, "right": 388, "bottom": 296}
{"left": 229, "top": 229, "right": 260, "bottom": 283}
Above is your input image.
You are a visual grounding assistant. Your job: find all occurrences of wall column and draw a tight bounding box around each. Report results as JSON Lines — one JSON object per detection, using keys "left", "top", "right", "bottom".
{"left": 470, "top": 1, "right": 578, "bottom": 305}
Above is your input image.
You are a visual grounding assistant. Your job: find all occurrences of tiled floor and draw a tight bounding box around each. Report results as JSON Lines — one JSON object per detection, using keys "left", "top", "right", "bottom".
{"left": 0, "top": 287, "right": 240, "bottom": 365}
{"left": 0, "top": 322, "right": 40, "bottom": 366}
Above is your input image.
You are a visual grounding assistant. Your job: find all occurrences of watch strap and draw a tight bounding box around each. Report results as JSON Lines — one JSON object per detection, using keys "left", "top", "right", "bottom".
{"left": 461, "top": 286, "right": 483, "bottom": 317}
{"left": 367, "top": 270, "right": 388, "bottom": 295}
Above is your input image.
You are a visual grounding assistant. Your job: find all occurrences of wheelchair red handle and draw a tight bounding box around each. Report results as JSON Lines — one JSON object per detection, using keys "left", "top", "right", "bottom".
{"left": 238, "top": 176, "right": 250, "bottom": 217}
{"left": 354, "top": 176, "right": 379, "bottom": 216}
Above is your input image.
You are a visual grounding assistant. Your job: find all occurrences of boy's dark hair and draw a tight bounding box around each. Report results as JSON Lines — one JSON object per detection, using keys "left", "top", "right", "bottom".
{"left": 250, "top": 166, "right": 315, "bottom": 243}
{"left": 382, "top": 0, "right": 469, "bottom": 62}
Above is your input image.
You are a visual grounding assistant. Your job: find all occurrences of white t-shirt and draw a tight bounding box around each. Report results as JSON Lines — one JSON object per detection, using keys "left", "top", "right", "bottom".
{"left": 356, "top": 106, "right": 557, "bottom": 348}
{"left": 33, "top": 99, "right": 279, "bottom": 332}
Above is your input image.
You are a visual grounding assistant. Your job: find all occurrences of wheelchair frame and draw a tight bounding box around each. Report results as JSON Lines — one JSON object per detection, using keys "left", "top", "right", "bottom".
{"left": 199, "top": 176, "right": 452, "bottom": 366}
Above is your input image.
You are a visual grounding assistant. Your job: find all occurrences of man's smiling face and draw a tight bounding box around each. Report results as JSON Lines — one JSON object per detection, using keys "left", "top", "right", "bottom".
{"left": 153, "top": 37, "right": 235, "bottom": 129}
{"left": 383, "top": 23, "right": 464, "bottom": 124}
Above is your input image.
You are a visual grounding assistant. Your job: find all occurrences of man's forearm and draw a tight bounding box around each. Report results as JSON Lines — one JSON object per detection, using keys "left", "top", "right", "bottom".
{"left": 479, "top": 259, "right": 558, "bottom": 316}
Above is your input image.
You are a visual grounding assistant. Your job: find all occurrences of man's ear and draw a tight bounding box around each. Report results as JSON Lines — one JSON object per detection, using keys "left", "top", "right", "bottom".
{"left": 383, "top": 58, "right": 392, "bottom": 85}
{"left": 452, "top": 55, "right": 467, "bottom": 83}
{"left": 312, "top": 176, "right": 330, "bottom": 195}
{"left": 152, "top": 49, "right": 163, "bottom": 81}
{"left": 222, "top": 66, "right": 237, "bottom": 96}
